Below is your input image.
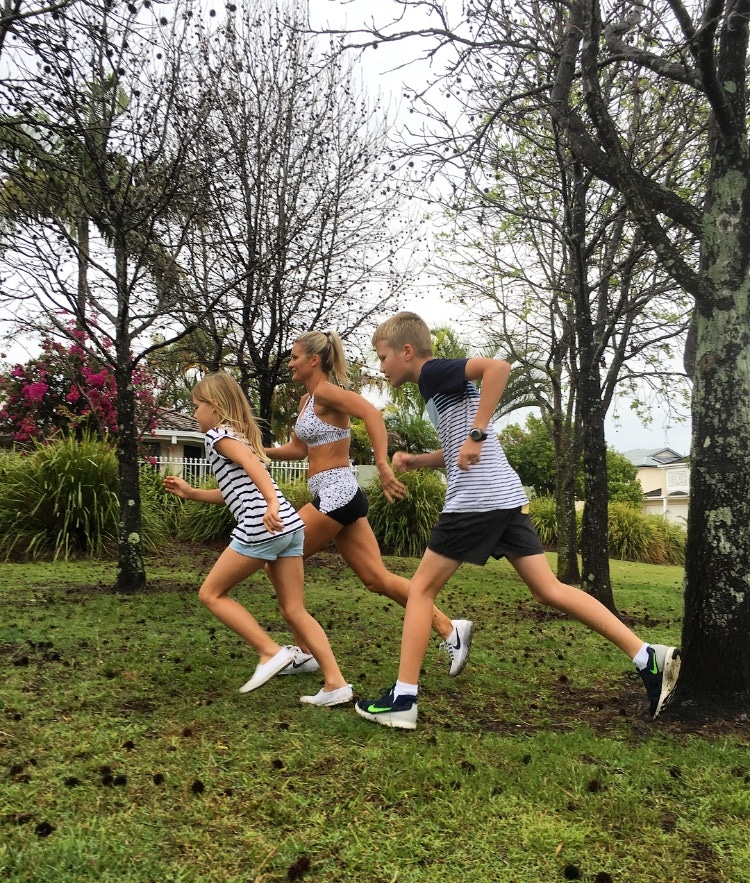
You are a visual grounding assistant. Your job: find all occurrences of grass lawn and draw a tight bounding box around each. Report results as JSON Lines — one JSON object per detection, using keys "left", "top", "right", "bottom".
{"left": 1, "top": 546, "right": 748, "bottom": 882}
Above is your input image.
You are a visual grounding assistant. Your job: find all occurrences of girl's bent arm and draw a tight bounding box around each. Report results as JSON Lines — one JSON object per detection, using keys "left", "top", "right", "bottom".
{"left": 215, "top": 437, "right": 285, "bottom": 533}
{"left": 163, "top": 474, "right": 225, "bottom": 505}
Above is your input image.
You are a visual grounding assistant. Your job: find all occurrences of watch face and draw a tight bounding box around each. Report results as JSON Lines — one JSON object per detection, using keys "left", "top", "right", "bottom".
{"left": 470, "top": 429, "right": 486, "bottom": 441}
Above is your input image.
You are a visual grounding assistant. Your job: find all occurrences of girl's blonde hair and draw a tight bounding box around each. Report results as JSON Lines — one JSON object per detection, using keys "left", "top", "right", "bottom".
{"left": 192, "top": 372, "right": 269, "bottom": 464}
{"left": 295, "top": 330, "right": 352, "bottom": 388}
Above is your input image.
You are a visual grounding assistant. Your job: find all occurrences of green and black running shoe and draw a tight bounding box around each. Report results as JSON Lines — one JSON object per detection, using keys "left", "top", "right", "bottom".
{"left": 355, "top": 686, "right": 418, "bottom": 730}
{"left": 638, "top": 644, "right": 681, "bottom": 717}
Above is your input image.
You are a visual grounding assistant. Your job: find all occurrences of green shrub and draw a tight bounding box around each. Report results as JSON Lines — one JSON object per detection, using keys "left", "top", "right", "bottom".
{"left": 527, "top": 497, "right": 686, "bottom": 565}
{"left": 644, "top": 514, "right": 686, "bottom": 566}
{"left": 0, "top": 436, "right": 120, "bottom": 559}
{"left": 607, "top": 502, "right": 655, "bottom": 563}
{"left": 367, "top": 469, "right": 446, "bottom": 557}
{"left": 528, "top": 496, "right": 558, "bottom": 546}
{"left": 0, "top": 437, "right": 180, "bottom": 560}
{"left": 278, "top": 478, "right": 312, "bottom": 511}
{"left": 607, "top": 503, "right": 686, "bottom": 564}
{"left": 176, "top": 475, "right": 234, "bottom": 543}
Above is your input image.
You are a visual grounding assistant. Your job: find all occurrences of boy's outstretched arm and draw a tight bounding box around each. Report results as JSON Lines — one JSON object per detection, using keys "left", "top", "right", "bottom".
{"left": 392, "top": 449, "right": 446, "bottom": 472}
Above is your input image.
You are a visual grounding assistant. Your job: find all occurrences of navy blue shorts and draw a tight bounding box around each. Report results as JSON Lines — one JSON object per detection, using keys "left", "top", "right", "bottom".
{"left": 428, "top": 508, "right": 544, "bottom": 565}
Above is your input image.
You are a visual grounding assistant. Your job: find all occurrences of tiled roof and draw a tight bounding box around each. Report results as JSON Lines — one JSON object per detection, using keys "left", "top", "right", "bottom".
{"left": 149, "top": 409, "right": 200, "bottom": 434}
{"left": 621, "top": 447, "right": 685, "bottom": 467}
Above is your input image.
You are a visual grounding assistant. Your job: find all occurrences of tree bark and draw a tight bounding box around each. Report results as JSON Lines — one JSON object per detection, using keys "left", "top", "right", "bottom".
{"left": 577, "top": 352, "right": 616, "bottom": 612}
{"left": 114, "top": 240, "right": 146, "bottom": 593}
{"left": 114, "top": 363, "right": 147, "bottom": 593}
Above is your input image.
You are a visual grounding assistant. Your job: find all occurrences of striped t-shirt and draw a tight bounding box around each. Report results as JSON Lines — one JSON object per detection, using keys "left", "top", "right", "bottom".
{"left": 418, "top": 359, "right": 528, "bottom": 513}
{"left": 205, "top": 425, "right": 304, "bottom": 545}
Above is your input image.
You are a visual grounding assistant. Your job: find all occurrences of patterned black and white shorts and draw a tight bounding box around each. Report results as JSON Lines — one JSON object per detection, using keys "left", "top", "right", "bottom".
{"left": 308, "top": 467, "right": 369, "bottom": 526}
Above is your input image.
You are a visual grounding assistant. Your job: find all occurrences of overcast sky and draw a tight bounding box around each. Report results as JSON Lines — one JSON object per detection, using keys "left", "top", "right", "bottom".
{"left": 0, "top": 1, "right": 694, "bottom": 456}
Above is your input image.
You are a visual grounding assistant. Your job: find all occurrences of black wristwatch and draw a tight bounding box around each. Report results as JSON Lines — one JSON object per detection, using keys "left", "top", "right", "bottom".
{"left": 468, "top": 427, "right": 488, "bottom": 442}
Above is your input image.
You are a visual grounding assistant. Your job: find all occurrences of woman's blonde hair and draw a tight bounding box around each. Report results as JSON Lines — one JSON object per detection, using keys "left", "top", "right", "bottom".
{"left": 192, "top": 372, "right": 269, "bottom": 464}
{"left": 295, "top": 330, "right": 352, "bottom": 388}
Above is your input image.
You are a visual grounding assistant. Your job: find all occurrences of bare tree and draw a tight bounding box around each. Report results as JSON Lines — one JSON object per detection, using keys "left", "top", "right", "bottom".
{"left": 165, "top": 0, "right": 419, "bottom": 441}
{"left": 0, "top": 0, "right": 78, "bottom": 58}
{"left": 0, "top": 0, "right": 213, "bottom": 590}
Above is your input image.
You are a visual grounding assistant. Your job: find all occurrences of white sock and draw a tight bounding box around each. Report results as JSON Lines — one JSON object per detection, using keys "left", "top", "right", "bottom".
{"left": 632, "top": 643, "right": 651, "bottom": 670}
{"left": 394, "top": 679, "right": 418, "bottom": 700}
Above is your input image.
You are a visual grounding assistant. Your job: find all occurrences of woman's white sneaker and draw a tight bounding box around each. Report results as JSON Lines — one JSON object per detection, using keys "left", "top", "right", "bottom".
{"left": 278, "top": 645, "right": 320, "bottom": 675}
{"left": 299, "top": 684, "right": 353, "bottom": 707}
{"left": 439, "top": 619, "right": 475, "bottom": 676}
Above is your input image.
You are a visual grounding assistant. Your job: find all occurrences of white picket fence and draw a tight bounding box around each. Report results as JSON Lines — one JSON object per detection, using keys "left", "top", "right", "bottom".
{"left": 148, "top": 456, "right": 370, "bottom": 486}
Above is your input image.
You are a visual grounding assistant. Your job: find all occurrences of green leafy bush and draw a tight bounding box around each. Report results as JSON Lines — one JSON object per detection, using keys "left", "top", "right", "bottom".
{"left": 0, "top": 436, "right": 180, "bottom": 560}
{"left": 528, "top": 497, "right": 686, "bottom": 565}
{"left": 366, "top": 469, "right": 446, "bottom": 557}
{"left": 608, "top": 503, "right": 686, "bottom": 565}
{"left": 0, "top": 436, "right": 168, "bottom": 560}
{"left": 0, "top": 437, "right": 119, "bottom": 559}
{"left": 528, "top": 496, "right": 559, "bottom": 547}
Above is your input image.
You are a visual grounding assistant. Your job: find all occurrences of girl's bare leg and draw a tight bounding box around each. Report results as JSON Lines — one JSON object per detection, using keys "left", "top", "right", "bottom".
{"left": 198, "top": 547, "right": 283, "bottom": 662}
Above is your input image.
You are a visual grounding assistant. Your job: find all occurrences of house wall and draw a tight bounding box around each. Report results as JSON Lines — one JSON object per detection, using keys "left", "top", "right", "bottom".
{"left": 637, "top": 463, "right": 690, "bottom": 525}
{"left": 642, "top": 495, "right": 689, "bottom": 525}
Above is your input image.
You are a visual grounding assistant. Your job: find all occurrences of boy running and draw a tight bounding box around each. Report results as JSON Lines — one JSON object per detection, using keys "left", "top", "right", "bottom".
{"left": 355, "top": 312, "right": 680, "bottom": 730}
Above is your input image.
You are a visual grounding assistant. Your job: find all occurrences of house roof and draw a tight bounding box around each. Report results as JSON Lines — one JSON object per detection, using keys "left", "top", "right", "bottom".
{"left": 143, "top": 409, "right": 202, "bottom": 440}
{"left": 621, "top": 447, "right": 686, "bottom": 467}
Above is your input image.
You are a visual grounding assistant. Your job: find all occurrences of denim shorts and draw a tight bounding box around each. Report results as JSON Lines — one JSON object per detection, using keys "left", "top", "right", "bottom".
{"left": 229, "top": 528, "right": 304, "bottom": 561}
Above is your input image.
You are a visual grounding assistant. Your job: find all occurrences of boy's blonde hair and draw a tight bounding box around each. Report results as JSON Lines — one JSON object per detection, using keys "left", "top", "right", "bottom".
{"left": 372, "top": 311, "right": 433, "bottom": 357}
{"left": 192, "top": 372, "right": 269, "bottom": 464}
{"left": 295, "top": 329, "right": 352, "bottom": 388}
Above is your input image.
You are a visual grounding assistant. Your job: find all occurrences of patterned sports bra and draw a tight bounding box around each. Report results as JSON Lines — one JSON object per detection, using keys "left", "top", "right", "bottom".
{"left": 295, "top": 394, "right": 350, "bottom": 447}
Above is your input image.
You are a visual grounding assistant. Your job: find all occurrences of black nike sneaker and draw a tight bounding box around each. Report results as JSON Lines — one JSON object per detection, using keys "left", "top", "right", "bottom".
{"left": 355, "top": 685, "right": 418, "bottom": 730}
{"left": 638, "top": 644, "right": 681, "bottom": 717}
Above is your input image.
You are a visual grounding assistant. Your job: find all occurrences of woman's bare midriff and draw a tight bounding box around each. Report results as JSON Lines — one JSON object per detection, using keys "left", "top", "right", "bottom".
{"left": 306, "top": 438, "right": 352, "bottom": 479}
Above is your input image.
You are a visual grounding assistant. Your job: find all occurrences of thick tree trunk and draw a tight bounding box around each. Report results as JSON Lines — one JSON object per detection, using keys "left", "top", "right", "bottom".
{"left": 679, "top": 293, "right": 750, "bottom": 711}
{"left": 577, "top": 351, "right": 616, "bottom": 612}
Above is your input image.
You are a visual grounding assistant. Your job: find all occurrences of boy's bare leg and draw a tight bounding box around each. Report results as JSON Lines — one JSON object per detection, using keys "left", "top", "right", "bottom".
{"left": 510, "top": 553, "right": 681, "bottom": 716}
{"left": 398, "top": 550, "right": 462, "bottom": 685}
{"left": 509, "top": 554, "right": 643, "bottom": 658}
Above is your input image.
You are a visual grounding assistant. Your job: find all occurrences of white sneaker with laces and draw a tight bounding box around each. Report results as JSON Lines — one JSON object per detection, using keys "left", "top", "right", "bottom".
{"left": 278, "top": 645, "right": 320, "bottom": 675}
{"left": 439, "top": 619, "right": 474, "bottom": 676}
{"left": 299, "top": 684, "right": 353, "bottom": 707}
{"left": 239, "top": 646, "right": 294, "bottom": 694}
